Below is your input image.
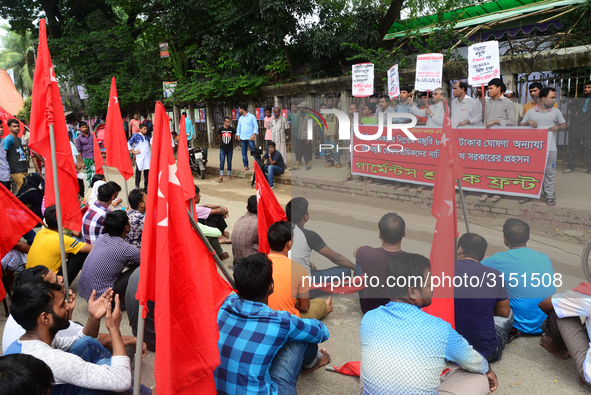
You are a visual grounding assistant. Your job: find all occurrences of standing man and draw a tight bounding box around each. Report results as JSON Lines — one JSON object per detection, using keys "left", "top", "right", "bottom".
{"left": 504, "top": 90, "right": 523, "bottom": 126}
{"left": 410, "top": 88, "right": 447, "bottom": 127}
{"left": 288, "top": 103, "right": 302, "bottom": 170}
{"left": 564, "top": 81, "right": 591, "bottom": 175}
{"left": 0, "top": 120, "right": 13, "bottom": 190}
{"left": 376, "top": 95, "right": 394, "bottom": 120}
{"left": 3, "top": 119, "right": 28, "bottom": 192}
{"left": 520, "top": 87, "right": 566, "bottom": 206}
{"left": 218, "top": 116, "right": 236, "bottom": 183}
{"left": 452, "top": 81, "right": 483, "bottom": 127}
{"left": 323, "top": 98, "right": 341, "bottom": 168}
{"left": 128, "top": 123, "right": 151, "bottom": 190}
{"left": 128, "top": 113, "right": 141, "bottom": 138}
{"left": 183, "top": 112, "right": 194, "bottom": 142}
{"left": 523, "top": 82, "right": 557, "bottom": 116}
{"left": 296, "top": 103, "right": 314, "bottom": 171}
{"left": 271, "top": 107, "right": 289, "bottom": 163}
{"left": 236, "top": 104, "right": 258, "bottom": 171}
{"left": 264, "top": 107, "right": 274, "bottom": 152}
{"left": 75, "top": 122, "right": 95, "bottom": 189}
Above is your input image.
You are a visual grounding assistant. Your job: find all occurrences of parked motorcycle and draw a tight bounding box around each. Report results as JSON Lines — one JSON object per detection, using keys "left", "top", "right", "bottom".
{"left": 188, "top": 146, "right": 208, "bottom": 179}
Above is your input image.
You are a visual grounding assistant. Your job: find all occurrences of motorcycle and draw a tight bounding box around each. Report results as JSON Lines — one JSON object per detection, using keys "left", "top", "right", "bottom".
{"left": 188, "top": 146, "right": 208, "bottom": 179}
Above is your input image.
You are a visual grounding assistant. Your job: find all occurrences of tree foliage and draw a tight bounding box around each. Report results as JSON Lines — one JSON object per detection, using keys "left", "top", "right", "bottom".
{"left": 0, "top": 25, "right": 35, "bottom": 96}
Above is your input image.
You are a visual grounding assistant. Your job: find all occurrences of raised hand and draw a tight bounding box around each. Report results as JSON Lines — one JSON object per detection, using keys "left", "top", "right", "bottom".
{"left": 88, "top": 288, "right": 113, "bottom": 321}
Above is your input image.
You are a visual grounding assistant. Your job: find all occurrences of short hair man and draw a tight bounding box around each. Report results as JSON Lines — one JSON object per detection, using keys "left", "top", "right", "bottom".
{"left": 271, "top": 106, "right": 289, "bottom": 163}
{"left": 410, "top": 87, "right": 447, "bottom": 127}
{"left": 194, "top": 185, "right": 231, "bottom": 243}
{"left": 521, "top": 87, "right": 566, "bottom": 206}
{"left": 129, "top": 113, "right": 141, "bottom": 137}
{"left": 483, "top": 78, "right": 516, "bottom": 129}
{"left": 126, "top": 188, "right": 147, "bottom": 250}
{"left": 354, "top": 212, "right": 406, "bottom": 314}
{"left": 127, "top": 123, "right": 151, "bottom": 190}
{"left": 0, "top": 353, "right": 54, "bottom": 395}
{"left": 236, "top": 103, "right": 258, "bottom": 170}
{"left": 291, "top": 102, "right": 314, "bottom": 171}
{"left": 182, "top": 111, "right": 195, "bottom": 141}
{"left": 361, "top": 253, "right": 497, "bottom": 394}
{"left": 392, "top": 86, "right": 415, "bottom": 124}
{"left": 218, "top": 116, "right": 236, "bottom": 182}
{"left": 74, "top": 122, "right": 95, "bottom": 188}
{"left": 523, "top": 82, "right": 558, "bottom": 116}
{"left": 503, "top": 90, "right": 523, "bottom": 125}
{"left": 452, "top": 81, "right": 483, "bottom": 127}
{"left": 0, "top": 119, "right": 12, "bottom": 191}
{"left": 81, "top": 183, "right": 115, "bottom": 245}
{"left": 267, "top": 221, "right": 333, "bottom": 320}
{"left": 78, "top": 210, "right": 141, "bottom": 305}
{"left": 564, "top": 81, "right": 591, "bottom": 175}
{"left": 323, "top": 98, "right": 341, "bottom": 168}
{"left": 2, "top": 118, "right": 28, "bottom": 191}
{"left": 231, "top": 195, "right": 259, "bottom": 264}
{"left": 286, "top": 197, "right": 355, "bottom": 296}
{"left": 482, "top": 219, "right": 556, "bottom": 337}
{"left": 262, "top": 141, "right": 285, "bottom": 189}
{"left": 214, "top": 253, "right": 330, "bottom": 394}
{"left": 454, "top": 233, "right": 513, "bottom": 362}
{"left": 376, "top": 95, "right": 393, "bottom": 118}
{"left": 27, "top": 205, "right": 92, "bottom": 283}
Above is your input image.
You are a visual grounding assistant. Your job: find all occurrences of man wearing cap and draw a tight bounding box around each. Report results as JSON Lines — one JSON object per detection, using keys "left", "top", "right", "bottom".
{"left": 504, "top": 90, "right": 523, "bottom": 126}
{"left": 291, "top": 102, "right": 313, "bottom": 171}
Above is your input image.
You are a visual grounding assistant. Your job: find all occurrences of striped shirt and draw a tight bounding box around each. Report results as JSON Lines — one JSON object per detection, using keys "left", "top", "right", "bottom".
{"left": 77, "top": 233, "right": 141, "bottom": 301}
{"left": 81, "top": 201, "right": 111, "bottom": 245}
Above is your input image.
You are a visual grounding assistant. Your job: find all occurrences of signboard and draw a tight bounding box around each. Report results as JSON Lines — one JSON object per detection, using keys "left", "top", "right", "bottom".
{"left": 163, "top": 81, "right": 177, "bottom": 98}
{"left": 415, "top": 53, "right": 444, "bottom": 91}
{"left": 77, "top": 85, "right": 89, "bottom": 100}
{"left": 352, "top": 63, "right": 374, "bottom": 97}
{"left": 6, "top": 69, "right": 15, "bottom": 85}
{"left": 468, "top": 41, "right": 500, "bottom": 86}
{"left": 387, "top": 64, "right": 400, "bottom": 99}
{"left": 231, "top": 109, "right": 236, "bottom": 121}
{"left": 260, "top": 107, "right": 266, "bottom": 120}
{"left": 351, "top": 126, "right": 551, "bottom": 198}
{"left": 200, "top": 109, "right": 206, "bottom": 123}
{"left": 159, "top": 42, "right": 170, "bottom": 58}
{"left": 255, "top": 108, "right": 260, "bottom": 119}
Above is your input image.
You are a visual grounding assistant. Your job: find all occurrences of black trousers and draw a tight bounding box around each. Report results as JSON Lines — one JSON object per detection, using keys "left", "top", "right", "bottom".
{"left": 135, "top": 167, "right": 149, "bottom": 189}
{"left": 77, "top": 178, "right": 85, "bottom": 197}
{"left": 57, "top": 252, "right": 89, "bottom": 285}
{"left": 199, "top": 213, "right": 228, "bottom": 233}
{"left": 566, "top": 136, "right": 591, "bottom": 172}
{"left": 294, "top": 139, "right": 312, "bottom": 164}
{"left": 113, "top": 264, "right": 139, "bottom": 306}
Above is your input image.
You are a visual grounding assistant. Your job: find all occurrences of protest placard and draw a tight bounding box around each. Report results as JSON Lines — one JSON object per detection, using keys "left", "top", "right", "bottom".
{"left": 387, "top": 64, "right": 400, "bottom": 99}
{"left": 352, "top": 63, "right": 374, "bottom": 97}
{"left": 162, "top": 81, "right": 177, "bottom": 98}
{"left": 468, "top": 41, "right": 500, "bottom": 86}
{"left": 415, "top": 53, "right": 443, "bottom": 91}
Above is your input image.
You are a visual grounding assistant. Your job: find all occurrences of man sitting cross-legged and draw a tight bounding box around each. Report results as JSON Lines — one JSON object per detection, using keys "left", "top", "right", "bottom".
{"left": 267, "top": 221, "right": 333, "bottom": 320}
{"left": 126, "top": 188, "right": 146, "bottom": 251}
{"left": 194, "top": 185, "right": 231, "bottom": 244}
{"left": 361, "top": 252, "right": 497, "bottom": 395}
{"left": 231, "top": 195, "right": 259, "bottom": 265}
{"left": 82, "top": 183, "right": 115, "bottom": 245}
{"left": 215, "top": 253, "right": 330, "bottom": 395}
{"left": 454, "top": 233, "right": 513, "bottom": 362}
{"left": 4, "top": 281, "right": 151, "bottom": 395}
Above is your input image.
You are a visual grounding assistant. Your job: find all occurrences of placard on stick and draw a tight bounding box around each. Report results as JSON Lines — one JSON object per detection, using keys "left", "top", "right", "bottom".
{"left": 415, "top": 53, "right": 443, "bottom": 91}
{"left": 387, "top": 65, "right": 400, "bottom": 99}
{"left": 352, "top": 63, "right": 374, "bottom": 97}
{"left": 468, "top": 41, "right": 500, "bottom": 86}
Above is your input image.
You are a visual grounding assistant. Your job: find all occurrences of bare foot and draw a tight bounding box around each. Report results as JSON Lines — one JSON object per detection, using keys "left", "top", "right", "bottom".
{"left": 301, "top": 349, "right": 331, "bottom": 373}
{"left": 540, "top": 334, "right": 569, "bottom": 359}
{"left": 219, "top": 236, "right": 232, "bottom": 244}
{"left": 322, "top": 297, "right": 333, "bottom": 319}
{"left": 223, "top": 230, "right": 231, "bottom": 238}
{"left": 218, "top": 176, "right": 223, "bottom": 183}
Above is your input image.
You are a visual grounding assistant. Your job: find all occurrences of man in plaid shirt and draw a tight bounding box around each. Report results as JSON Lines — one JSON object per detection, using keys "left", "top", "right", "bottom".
{"left": 82, "top": 183, "right": 115, "bottom": 245}
{"left": 214, "top": 253, "right": 330, "bottom": 395}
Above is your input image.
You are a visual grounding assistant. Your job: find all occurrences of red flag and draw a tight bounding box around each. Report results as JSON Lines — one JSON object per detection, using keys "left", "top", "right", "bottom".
{"left": 177, "top": 115, "right": 195, "bottom": 202}
{"left": 254, "top": 162, "right": 287, "bottom": 254}
{"left": 327, "top": 361, "right": 361, "bottom": 377}
{"left": 423, "top": 102, "right": 462, "bottom": 328}
{"left": 92, "top": 131, "right": 104, "bottom": 175}
{"left": 136, "top": 102, "right": 232, "bottom": 395}
{"left": 0, "top": 107, "right": 26, "bottom": 137}
{"left": 29, "top": 20, "right": 81, "bottom": 232}
{"left": 103, "top": 77, "right": 133, "bottom": 180}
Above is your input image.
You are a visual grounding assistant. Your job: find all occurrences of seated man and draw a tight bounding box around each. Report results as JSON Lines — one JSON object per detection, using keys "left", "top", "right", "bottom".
{"left": 361, "top": 252, "right": 497, "bottom": 395}
{"left": 539, "top": 284, "right": 591, "bottom": 389}
{"left": 82, "top": 183, "right": 115, "bottom": 245}
{"left": 454, "top": 233, "right": 513, "bottom": 362}
{"left": 231, "top": 195, "right": 258, "bottom": 265}
{"left": 106, "top": 181, "right": 123, "bottom": 210}
{"left": 267, "top": 221, "right": 333, "bottom": 320}
{"left": 482, "top": 218, "right": 555, "bottom": 337}
{"left": 354, "top": 212, "right": 406, "bottom": 314}
{"left": 194, "top": 185, "right": 231, "bottom": 244}
{"left": 78, "top": 210, "right": 141, "bottom": 306}
{"left": 215, "top": 253, "right": 330, "bottom": 395}
{"left": 286, "top": 197, "right": 355, "bottom": 295}
{"left": 0, "top": 354, "right": 54, "bottom": 395}
{"left": 26, "top": 205, "right": 92, "bottom": 284}
{"left": 125, "top": 268, "right": 156, "bottom": 352}
{"left": 5, "top": 281, "right": 151, "bottom": 395}
{"left": 262, "top": 142, "right": 285, "bottom": 189}
{"left": 126, "top": 188, "right": 146, "bottom": 250}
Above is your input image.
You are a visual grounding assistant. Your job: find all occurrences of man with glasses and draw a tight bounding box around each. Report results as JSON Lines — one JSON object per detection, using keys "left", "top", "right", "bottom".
{"left": 451, "top": 81, "right": 483, "bottom": 128}
{"left": 410, "top": 88, "right": 447, "bottom": 127}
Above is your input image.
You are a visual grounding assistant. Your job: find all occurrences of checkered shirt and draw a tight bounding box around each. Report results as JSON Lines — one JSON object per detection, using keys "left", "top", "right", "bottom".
{"left": 214, "top": 294, "right": 329, "bottom": 395}
{"left": 81, "top": 201, "right": 111, "bottom": 245}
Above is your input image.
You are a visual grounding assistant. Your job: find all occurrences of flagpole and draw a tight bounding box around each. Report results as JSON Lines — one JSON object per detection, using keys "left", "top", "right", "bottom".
{"left": 49, "top": 124, "right": 70, "bottom": 298}
{"left": 133, "top": 305, "right": 145, "bottom": 395}
{"left": 456, "top": 179, "right": 470, "bottom": 233}
{"left": 124, "top": 178, "right": 129, "bottom": 208}
{"left": 190, "top": 197, "right": 195, "bottom": 220}
{"left": 102, "top": 165, "right": 110, "bottom": 182}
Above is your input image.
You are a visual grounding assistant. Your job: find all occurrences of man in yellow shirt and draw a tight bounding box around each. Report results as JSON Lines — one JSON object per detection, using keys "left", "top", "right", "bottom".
{"left": 26, "top": 205, "right": 92, "bottom": 284}
{"left": 523, "top": 82, "right": 557, "bottom": 115}
{"left": 267, "top": 221, "right": 332, "bottom": 320}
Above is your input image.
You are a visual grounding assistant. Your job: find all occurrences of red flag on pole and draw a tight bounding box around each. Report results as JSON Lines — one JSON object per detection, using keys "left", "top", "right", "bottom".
{"left": 423, "top": 102, "right": 462, "bottom": 328}
{"left": 254, "top": 162, "right": 287, "bottom": 254}
{"left": 92, "top": 131, "right": 104, "bottom": 175}
{"left": 136, "top": 102, "right": 232, "bottom": 395}
{"left": 177, "top": 115, "right": 195, "bottom": 202}
{"left": 29, "top": 19, "right": 81, "bottom": 232}
{"left": 326, "top": 361, "right": 361, "bottom": 377}
{"left": 103, "top": 77, "right": 133, "bottom": 180}
{"left": 0, "top": 107, "right": 26, "bottom": 137}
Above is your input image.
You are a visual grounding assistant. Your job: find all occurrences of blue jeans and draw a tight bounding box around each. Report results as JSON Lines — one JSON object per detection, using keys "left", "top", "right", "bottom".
{"left": 310, "top": 266, "right": 351, "bottom": 298}
{"left": 240, "top": 139, "right": 256, "bottom": 168}
{"left": 219, "top": 149, "right": 233, "bottom": 175}
{"left": 263, "top": 165, "right": 284, "bottom": 187}
{"left": 269, "top": 342, "right": 318, "bottom": 395}
{"left": 488, "top": 309, "right": 515, "bottom": 362}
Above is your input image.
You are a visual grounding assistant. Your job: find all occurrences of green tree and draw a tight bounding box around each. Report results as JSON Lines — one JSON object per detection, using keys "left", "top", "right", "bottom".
{"left": 0, "top": 25, "right": 35, "bottom": 96}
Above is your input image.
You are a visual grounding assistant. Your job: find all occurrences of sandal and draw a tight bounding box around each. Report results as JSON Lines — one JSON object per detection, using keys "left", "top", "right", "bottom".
{"left": 547, "top": 198, "right": 556, "bottom": 206}
{"left": 218, "top": 177, "right": 223, "bottom": 183}
{"left": 335, "top": 164, "right": 342, "bottom": 168}
{"left": 417, "top": 186, "right": 425, "bottom": 192}
{"left": 343, "top": 177, "right": 353, "bottom": 182}
{"left": 562, "top": 169, "right": 573, "bottom": 174}
{"left": 479, "top": 194, "right": 489, "bottom": 201}
{"left": 490, "top": 195, "right": 502, "bottom": 202}
{"left": 507, "top": 327, "right": 521, "bottom": 343}
{"left": 519, "top": 198, "right": 531, "bottom": 204}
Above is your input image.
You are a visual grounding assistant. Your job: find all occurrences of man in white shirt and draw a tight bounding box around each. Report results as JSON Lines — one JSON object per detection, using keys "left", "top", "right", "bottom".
{"left": 504, "top": 90, "right": 523, "bottom": 126}
{"left": 451, "top": 81, "right": 483, "bottom": 127}
{"left": 410, "top": 87, "right": 447, "bottom": 127}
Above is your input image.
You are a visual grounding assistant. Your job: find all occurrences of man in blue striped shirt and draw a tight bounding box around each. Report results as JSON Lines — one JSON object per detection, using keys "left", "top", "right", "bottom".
{"left": 236, "top": 104, "right": 259, "bottom": 170}
{"left": 214, "top": 253, "right": 330, "bottom": 395}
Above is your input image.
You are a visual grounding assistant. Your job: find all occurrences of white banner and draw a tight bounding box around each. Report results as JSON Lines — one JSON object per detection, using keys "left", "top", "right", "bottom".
{"left": 414, "top": 53, "right": 443, "bottom": 91}
{"left": 352, "top": 63, "right": 374, "bottom": 97}
{"left": 387, "top": 64, "right": 400, "bottom": 99}
{"left": 163, "top": 81, "right": 177, "bottom": 98}
{"left": 468, "top": 41, "right": 500, "bottom": 86}
{"left": 77, "top": 85, "right": 89, "bottom": 100}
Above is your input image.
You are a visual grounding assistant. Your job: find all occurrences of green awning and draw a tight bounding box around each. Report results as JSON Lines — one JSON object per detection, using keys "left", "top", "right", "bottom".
{"left": 384, "top": 0, "right": 586, "bottom": 40}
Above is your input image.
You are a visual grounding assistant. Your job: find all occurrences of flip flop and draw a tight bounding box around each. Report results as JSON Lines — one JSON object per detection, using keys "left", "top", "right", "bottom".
{"left": 507, "top": 327, "right": 521, "bottom": 343}
{"left": 547, "top": 198, "right": 556, "bottom": 206}
{"left": 490, "top": 195, "right": 502, "bottom": 202}
{"left": 479, "top": 194, "right": 489, "bottom": 201}
{"left": 562, "top": 169, "right": 573, "bottom": 174}
{"left": 519, "top": 198, "right": 531, "bottom": 204}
